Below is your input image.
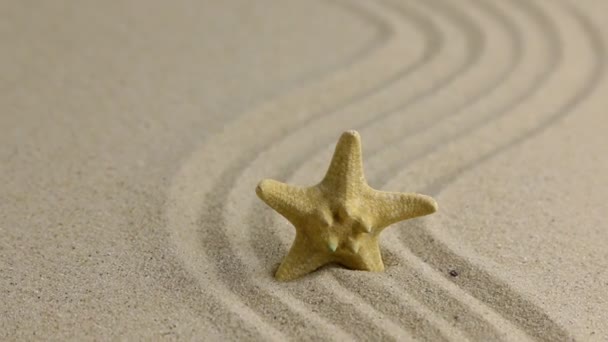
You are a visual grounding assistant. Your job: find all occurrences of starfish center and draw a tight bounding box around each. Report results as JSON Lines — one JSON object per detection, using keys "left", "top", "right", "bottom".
{"left": 320, "top": 207, "right": 370, "bottom": 254}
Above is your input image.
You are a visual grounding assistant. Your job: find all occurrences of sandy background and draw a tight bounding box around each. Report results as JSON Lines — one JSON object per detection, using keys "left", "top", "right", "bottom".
{"left": 1, "top": 0, "right": 607, "bottom": 340}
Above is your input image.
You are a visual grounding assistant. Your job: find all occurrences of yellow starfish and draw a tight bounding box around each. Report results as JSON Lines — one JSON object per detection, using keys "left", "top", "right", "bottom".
{"left": 256, "top": 130, "right": 438, "bottom": 281}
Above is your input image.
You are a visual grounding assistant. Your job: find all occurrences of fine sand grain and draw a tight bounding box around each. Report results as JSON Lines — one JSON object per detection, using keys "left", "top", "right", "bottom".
{"left": 1, "top": 0, "right": 607, "bottom": 341}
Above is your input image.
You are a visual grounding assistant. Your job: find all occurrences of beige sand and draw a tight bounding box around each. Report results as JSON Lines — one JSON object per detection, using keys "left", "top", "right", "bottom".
{"left": 1, "top": 0, "right": 607, "bottom": 340}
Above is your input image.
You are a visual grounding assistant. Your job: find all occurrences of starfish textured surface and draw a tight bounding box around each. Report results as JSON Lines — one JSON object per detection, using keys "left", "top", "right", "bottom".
{"left": 256, "top": 130, "right": 438, "bottom": 281}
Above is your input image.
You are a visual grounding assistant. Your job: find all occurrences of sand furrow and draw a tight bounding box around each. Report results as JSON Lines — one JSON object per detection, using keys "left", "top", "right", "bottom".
{"left": 370, "top": 1, "right": 592, "bottom": 339}
{"left": 245, "top": 0, "right": 580, "bottom": 339}
{"left": 231, "top": 0, "right": 488, "bottom": 339}
{"left": 367, "top": 0, "right": 540, "bottom": 182}
{"left": 355, "top": 2, "right": 562, "bottom": 338}
{"left": 168, "top": 0, "right": 602, "bottom": 340}
{"left": 248, "top": 0, "right": 522, "bottom": 339}
{"left": 212, "top": 2, "right": 452, "bottom": 339}
{"left": 380, "top": 1, "right": 603, "bottom": 341}
{"left": 166, "top": 0, "right": 438, "bottom": 339}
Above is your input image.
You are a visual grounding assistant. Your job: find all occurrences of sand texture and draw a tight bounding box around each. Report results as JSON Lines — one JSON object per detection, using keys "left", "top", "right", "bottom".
{"left": 1, "top": 0, "right": 608, "bottom": 341}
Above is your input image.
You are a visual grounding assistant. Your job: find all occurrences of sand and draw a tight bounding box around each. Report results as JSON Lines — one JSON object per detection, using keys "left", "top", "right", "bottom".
{"left": 1, "top": 0, "right": 607, "bottom": 340}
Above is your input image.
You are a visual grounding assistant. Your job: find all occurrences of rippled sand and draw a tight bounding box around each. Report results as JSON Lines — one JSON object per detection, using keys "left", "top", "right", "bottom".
{"left": 2, "top": 0, "right": 607, "bottom": 340}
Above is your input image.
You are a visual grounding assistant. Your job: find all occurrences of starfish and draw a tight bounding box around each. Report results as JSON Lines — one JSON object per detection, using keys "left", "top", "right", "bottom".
{"left": 255, "top": 130, "right": 438, "bottom": 281}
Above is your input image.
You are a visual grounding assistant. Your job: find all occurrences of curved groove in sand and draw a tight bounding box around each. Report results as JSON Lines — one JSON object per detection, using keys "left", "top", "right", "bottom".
{"left": 333, "top": 1, "right": 556, "bottom": 338}
{"left": 166, "top": 0, "right": 442, "bottom": 340}
{"left": 345, "top": 1, "right": 568, "bottom": 339}
{"left": 209, "top": 2, "right": 458, "bottom": 340}
{"left": 358, "top": 4, "right": 562, "bottom": 337}
{"left": 380, "top": 1, "right": 603, "bottom": 341}
{"left": 227, "top": 1, "right": 489, "bottom": 340}
{"left": 363, "top": 0, "right": 584, "bottom": 340}
{"left": 242, "top": 0, "right": 528, "bottom": 339}
{"left": 369, "top": 0, "right": 558, "bottom": 183}
{"left": 165, "top": 2, "right": 398, "bottom": 340}
{"left": 240, "top": 0, "right": 579, "bottom": 340}
{"left": 211, "top": 0, "right": 544, "bottom": 335}
{"left": 166, "top": 0, "right": 603, "bottom": 339}
{"left": 419, "top": 5, "right": 603, "bottom": 341}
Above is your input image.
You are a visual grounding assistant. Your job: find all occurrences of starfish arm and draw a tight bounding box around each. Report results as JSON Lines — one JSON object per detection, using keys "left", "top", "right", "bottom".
{"left": 368, "top": 191, "right": 438, "bottom": 230}
{"left": 275, "top": 233, "right": 332, "bottom": 281}
{"left": 321, "top": 130, "right": 366, "bottom": 196}
{"left": 256, "top": 179, "right": 315, "bottom": 225}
